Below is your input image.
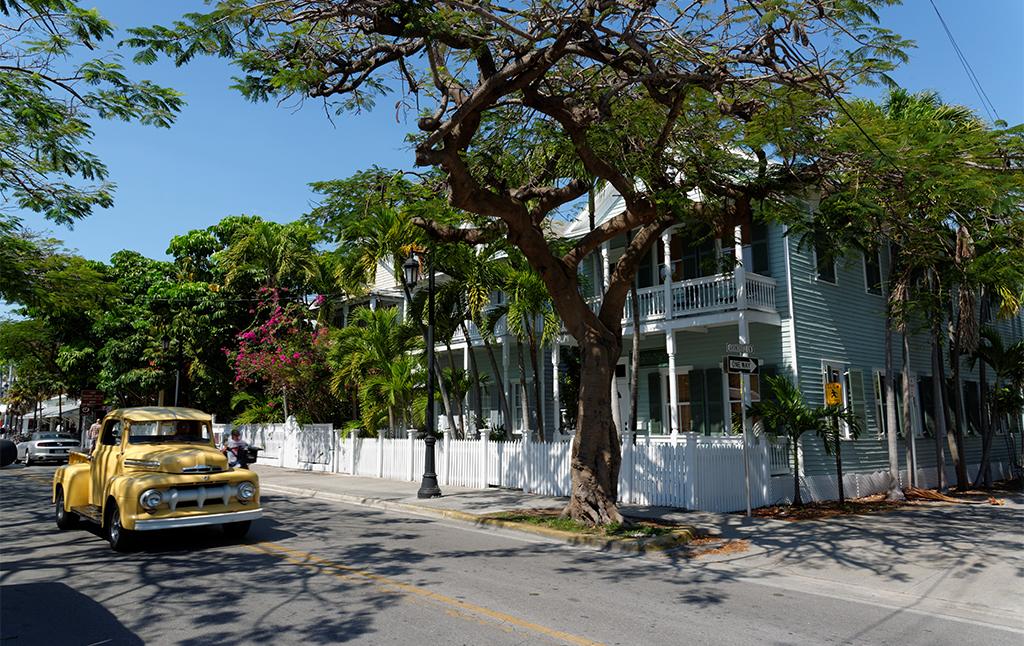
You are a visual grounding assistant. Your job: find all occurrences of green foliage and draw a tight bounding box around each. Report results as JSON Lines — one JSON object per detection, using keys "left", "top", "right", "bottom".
{"left": 1, "top": 0, "right": 183, "bottom": 227}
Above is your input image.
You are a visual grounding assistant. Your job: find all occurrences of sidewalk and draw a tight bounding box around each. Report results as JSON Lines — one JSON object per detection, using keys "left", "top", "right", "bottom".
{"left": 252, "top": 464, "right": 782, "bottom": 547}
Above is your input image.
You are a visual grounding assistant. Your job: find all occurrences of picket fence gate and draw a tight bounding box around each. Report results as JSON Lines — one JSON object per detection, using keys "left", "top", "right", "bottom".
{"left": 215, "top": 419, "right": 781, "bottom": 513}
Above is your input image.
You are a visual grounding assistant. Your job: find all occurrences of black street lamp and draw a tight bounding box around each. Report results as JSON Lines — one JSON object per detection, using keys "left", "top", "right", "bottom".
{"left": 403, "top": 253, "right": 442, "bottom": 499}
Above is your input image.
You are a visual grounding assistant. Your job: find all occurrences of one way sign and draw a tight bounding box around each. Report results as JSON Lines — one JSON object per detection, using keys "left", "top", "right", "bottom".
{"left": 725, "top": 355, "right": 761, "bottom": 374}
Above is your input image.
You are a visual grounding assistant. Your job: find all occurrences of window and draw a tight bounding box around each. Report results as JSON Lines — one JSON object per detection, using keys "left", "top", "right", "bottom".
{"left": 874, "top": 371, "right": 904, "bottom": 437}
{"left": 128, "top": 420, "right": 211, "bottom": 444}
{"left": 663, "top": 372, "right": 694, "bottom": 433}
{"left": 661, "top": 232, "right": 717, "bottom": 281}
{"left": 100, "top": 419, "right": 122, "bottom": 446}
{"left": 814, "top": 243, "right": 836, "bottom": 284}
{"left": 864, "top": 251, "right": 882, "bottom": 294}
{"left": 751, "top": 222, "right": 771, "bottom": 276}
{"left": 727, "top": 372, "right": 760, "bottom": 434}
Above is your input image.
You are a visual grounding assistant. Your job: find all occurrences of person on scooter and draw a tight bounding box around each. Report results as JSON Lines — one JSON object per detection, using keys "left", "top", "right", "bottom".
{"left": 222, "top": 429, "right": 250, "bottom": 468}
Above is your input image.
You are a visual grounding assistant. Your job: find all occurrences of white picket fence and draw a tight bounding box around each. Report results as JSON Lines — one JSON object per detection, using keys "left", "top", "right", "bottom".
{"left": 216, "top": 419, "right": 782, "bottom": 512}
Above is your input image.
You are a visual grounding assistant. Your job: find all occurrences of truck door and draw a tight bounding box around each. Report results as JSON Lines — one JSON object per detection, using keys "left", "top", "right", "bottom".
{"left": 91, "top": 417, "right": 123, "bottom": 507}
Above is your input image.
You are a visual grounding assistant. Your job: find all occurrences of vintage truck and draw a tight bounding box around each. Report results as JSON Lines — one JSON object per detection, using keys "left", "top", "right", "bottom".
{"left": 52, "top": 407, "right": 262, "bottom": 551}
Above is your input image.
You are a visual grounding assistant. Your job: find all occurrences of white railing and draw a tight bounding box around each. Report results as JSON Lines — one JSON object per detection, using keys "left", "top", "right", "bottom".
{"left": 623, "top": 285, "right": 667, "bottom": 321}
{"left": 746, "top": 273, "right": 777, "bottom": 312}
{"left": 768, "top": 438, "right": 791, "bottom": 475}
{"left": 671, "top": 274, "right": 738, "bottom": 315}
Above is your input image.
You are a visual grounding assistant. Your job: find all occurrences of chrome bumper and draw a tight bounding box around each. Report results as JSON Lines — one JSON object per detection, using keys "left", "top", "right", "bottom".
{"left": 133, "top": 508, "right": 262, "bottom": 531}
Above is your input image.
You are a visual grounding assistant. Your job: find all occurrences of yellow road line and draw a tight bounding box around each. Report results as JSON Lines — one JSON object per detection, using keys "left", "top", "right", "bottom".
{"left": 248, "top": 541, "right": 603, "bottom": 646}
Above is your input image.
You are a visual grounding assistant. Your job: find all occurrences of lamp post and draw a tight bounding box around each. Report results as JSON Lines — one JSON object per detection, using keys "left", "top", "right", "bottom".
{"left": 403, "top": 253, "right": 442, "bottom": 498}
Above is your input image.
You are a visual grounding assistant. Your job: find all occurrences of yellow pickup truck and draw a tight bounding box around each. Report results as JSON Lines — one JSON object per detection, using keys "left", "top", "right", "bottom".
{"left": 52, "top": 407, "right": 261, "bottom": 551}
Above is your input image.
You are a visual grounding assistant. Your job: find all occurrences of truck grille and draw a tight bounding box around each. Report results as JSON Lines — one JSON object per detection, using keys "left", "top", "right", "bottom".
{"left": 164, "top": 483, "right": 238, "bottom": 511}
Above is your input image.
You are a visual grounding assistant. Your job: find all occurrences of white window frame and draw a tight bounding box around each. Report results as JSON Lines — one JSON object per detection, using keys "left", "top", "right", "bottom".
{"left": 659, "top": 365, "right": 694, "bottom": 434}
{"left": 862, "top": 251, "right": 883, "bottom": 296}
{"left": 813, "top": 245, "right": 838, "bottom": 285}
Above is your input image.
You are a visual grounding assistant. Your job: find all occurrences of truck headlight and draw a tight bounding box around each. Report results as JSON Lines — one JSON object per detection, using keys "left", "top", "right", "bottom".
{"left": 236, "top": 481, "right": 256, "bottom": 502}
{"left": 139, "top": 489, "right": 163, "bottom": 510}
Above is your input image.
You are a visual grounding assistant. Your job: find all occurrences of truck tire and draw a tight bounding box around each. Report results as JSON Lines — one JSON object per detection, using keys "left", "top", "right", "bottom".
{"left": 106, "top": 502, "right": 135, "bottom": 552}
{"left": 222, "top": 520, "right": 251, "bottom": 540}
{"left": 55, "top": 488, "right": 78, "bottom": 530}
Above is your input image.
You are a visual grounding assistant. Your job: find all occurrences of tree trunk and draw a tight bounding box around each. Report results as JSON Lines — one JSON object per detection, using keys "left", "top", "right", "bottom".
{"left": 444, "top": 341, "right": 466, "bottom": 439}
{"left": 480, "top": 334, "right": 513, "bottom": 436}
{"left": 975, "top": 292, "right": 994, "bottom": 488}
{"left": 515, "top": 339, "right": 531, "bottom": 439}
{"left": 563, "top": 335, "right": 623, "bottom": 525}
{"left": 792, "top": 434, "right": 803, "bottom": 507}
{"left": 629, "top": 285, "right": 641, "bottom": 435}
{"left": 833, "top": 417, "right": 845, "bottom": 504}
{"left": 883, "top": 308, "right": 904, "bottom": 500}
{"left": 930, "top": 333, "right": 948, "bottom": 491}
{"left": 947, "top": 343, "right": 969, "bottom": 490}
{"left": 460, "top": 322, "right": 484, "bottom": 432}
{"left": 433, "top": 360, "right": 458, "bottom": 441}
{"left": 901, "top": 318, "right": 917, "bottom": 488}
{"left": 527, "top": 323, "right": 545, "bottom": 441}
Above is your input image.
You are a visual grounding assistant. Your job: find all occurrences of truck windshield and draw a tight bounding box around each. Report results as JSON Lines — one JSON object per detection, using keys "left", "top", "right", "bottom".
{"left": 128, "top": 420, "right": 212, "bottom": 444}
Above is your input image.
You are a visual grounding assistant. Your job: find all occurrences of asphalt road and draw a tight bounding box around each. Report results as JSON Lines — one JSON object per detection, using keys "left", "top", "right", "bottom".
{"left": 1, "top": 465, "right": 1021, "bottom": 646}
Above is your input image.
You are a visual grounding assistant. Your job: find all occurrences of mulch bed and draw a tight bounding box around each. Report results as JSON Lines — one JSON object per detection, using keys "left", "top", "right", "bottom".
{"left": 751, "top": 494, "right": 911, "bottom": 521}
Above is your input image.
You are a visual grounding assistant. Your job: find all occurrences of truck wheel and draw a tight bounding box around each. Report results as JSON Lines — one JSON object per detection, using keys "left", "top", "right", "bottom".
{"left": 106, "top": 502, "right": 135, "bottom": 552}
{"left": 55, "top": 488, "right": 78, "bottom": 530}
{"left": 222, "top": 521, "right": 251, "bottom": 540}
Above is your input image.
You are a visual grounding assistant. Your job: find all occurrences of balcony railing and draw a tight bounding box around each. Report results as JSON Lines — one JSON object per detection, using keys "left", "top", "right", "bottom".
{"left": 454, "top": 272, "right": 776, "bottom": 344}
{"left": 620, "top": 272, "right": 777, "bottom": 323}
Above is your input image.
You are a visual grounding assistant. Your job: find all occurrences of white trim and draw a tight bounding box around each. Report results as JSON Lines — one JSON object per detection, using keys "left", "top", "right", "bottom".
{"left": 782, "top": 226, "right": 800, "bottom": 383}
{"left": 862, "top": 250, "right": 883, "bottom": 296}
{"left": 811, "top": 245, "right": 838, "bottom": 285}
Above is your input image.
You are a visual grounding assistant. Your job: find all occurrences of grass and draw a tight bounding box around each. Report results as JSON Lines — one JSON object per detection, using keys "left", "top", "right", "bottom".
{"left": 485, "top": 509, "right": 675, "bottom": 538}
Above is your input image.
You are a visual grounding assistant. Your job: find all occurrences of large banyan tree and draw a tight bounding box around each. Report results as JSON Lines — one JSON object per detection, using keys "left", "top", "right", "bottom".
{"left": 130, "top": 0, "right": 906, "bottom": 524}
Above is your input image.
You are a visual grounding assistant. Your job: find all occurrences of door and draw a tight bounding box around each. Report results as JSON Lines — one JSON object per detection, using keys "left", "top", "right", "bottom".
{"left": 90, "top": 417, "right": 123, "bottom": 506}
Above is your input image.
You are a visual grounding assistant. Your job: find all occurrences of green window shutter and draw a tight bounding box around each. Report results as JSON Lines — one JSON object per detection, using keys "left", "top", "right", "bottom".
{"left": 848, "top": 369, "right": 867, "bottom": 436}
{"left": 964, "top": 381, "right": 980, "bottom": 435}
{"left": 647, "top": 372, "right": 662, "bottom": 431}
{"left": 705, "top": 367, "right": 724, "bottom": 435}
{"left": 691, "top": 368, "right": 706, "bottom": 435}
{"left": 918, "top": 376, "right": 935, "bottom": 437}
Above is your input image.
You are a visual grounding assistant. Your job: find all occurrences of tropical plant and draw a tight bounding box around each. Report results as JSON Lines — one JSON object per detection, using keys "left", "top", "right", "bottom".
{"left": 748, "top": 375, "right": 860, "bottom": 506}
{"left": 972, "top": 327, "right": 1024, "bottom": 485}
{"left": 329, "top": 307, "right": 421, "bottom": 436}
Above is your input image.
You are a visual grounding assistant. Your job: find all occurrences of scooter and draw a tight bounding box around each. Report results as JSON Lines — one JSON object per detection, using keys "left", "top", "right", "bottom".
{"left": 225, "top": 445, "right": 261, "bottom": 469}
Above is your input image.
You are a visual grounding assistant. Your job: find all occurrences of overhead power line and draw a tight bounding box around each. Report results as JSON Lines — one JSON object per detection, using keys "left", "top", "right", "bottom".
{"left": 928, "top": 0, "right": 1000, "bottom": 123}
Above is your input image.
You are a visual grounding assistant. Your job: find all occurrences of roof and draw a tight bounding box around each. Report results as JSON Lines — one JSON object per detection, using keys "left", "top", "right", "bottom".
{"left": 109, "top": 407, "right": 212, "bottom": 422}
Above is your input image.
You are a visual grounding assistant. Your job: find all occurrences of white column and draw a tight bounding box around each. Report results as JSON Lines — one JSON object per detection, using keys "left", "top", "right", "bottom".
{"left": 666, "top": 330, "right": 679, "bottom": 437}
{"left": 735, "top": 224, "right": 752, "bottom": 517}
{"left": 376, "top": 428, "right": 384, "bottom": 478}
{"left": 348, "top": 429, "right": 358, "bottom": 475}
{"left": 620, "top": 431, "right": 633, "bottom": 504}
{"left": 521, "top": 427, "right": 532, "bottom": 494}
{"left": 478, "top": 426, "right": 489, "bottom": 489}
{"left": 600, "top": 241, "right": 611, "bottom": 292}
{"left": 407, "top": 428, "right": 417, "bottom": 482}
{"left": 463, "top": 345, "right": 472, "bottom": 434}
{"left": 442, "top": 428, "right": 451, "bottom": 486}
{"left": 662, "top": 228, "right": 673, "bottom": 319}
{"left": 551, "top": 344, "right": 561, "bottom": 437}
{"left": 501, "top": 337, "right": 511, "bottom": 429}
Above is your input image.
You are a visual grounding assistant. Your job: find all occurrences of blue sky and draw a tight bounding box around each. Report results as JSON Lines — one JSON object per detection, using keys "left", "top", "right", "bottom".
{"left": 16, "top": 0, "right": 1024, "bottom": 265}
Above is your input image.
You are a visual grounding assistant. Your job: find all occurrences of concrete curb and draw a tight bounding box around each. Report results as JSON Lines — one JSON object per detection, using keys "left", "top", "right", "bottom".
{"left": 260, "top": 482, "right": 696, "bottom": 554}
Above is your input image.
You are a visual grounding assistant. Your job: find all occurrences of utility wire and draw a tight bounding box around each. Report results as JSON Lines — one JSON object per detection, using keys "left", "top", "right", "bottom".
{"left": 928, "top": 0, "right": 1000, "bottom": 122}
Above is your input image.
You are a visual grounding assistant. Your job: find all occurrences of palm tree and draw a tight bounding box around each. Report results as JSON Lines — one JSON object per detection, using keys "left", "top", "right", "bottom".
{"left": 972, "top": 327, "right": 1024, "bottom": 486}
{"left": 489, "top": 260, "right": 560, "bottom": 441}
{"left": 329, "top": 307, "right": 421, "bottom": 436}
{"left": 221, "top": 219, "right": 323, "bottom": 294}
{"left": 747, "top": 375, "right": 860, "bottom": 506}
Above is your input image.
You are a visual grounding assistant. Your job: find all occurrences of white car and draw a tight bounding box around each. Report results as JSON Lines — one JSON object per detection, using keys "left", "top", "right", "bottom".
{"left": 17, "top": 432, "right": 81, "bottom": 465}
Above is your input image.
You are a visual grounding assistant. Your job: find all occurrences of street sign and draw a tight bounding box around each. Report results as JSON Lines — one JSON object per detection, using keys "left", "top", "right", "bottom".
{"left": 726, "top": 343, "right": 754, "bottom": 355}
{"left": 80, "top": 389, "right": 104, "bottom": 407}
{"left": 80, "top": 405, "right": 92, "bottom": 415}
{"left": 825, "top": 382, "right": 843, "bottom": 406}
{"left": 725, "top": 355, "right": 760, "bottom": 374}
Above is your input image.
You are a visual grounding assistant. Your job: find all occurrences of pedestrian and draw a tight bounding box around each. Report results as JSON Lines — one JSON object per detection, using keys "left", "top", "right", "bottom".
{"left": 87, "top": 418, "right": 102, "bottom": 450}
{"left": 221, "top": 429, "right": 250, "bottom": 468}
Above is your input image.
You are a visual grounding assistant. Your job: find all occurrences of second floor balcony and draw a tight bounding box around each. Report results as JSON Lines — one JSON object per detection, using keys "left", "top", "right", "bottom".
{"left": 452, "top": 271, "right": 777, "bottom": 344}
{"left": 600, "top": 271, "right": 777, "bottom": 324}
